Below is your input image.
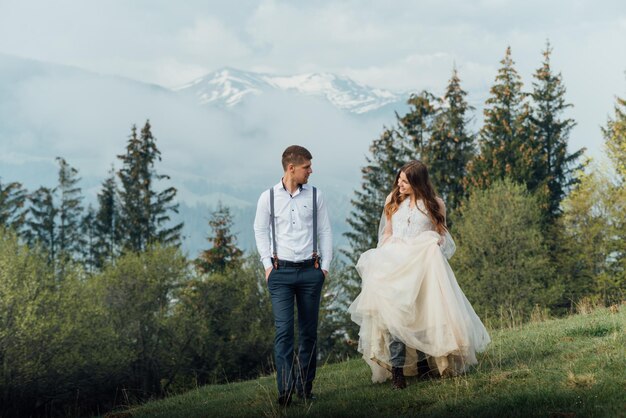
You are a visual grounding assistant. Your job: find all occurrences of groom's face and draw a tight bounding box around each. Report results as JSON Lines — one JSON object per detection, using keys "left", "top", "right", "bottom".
{"left": 291, "top": 160, "right": 313, "bottom": 184}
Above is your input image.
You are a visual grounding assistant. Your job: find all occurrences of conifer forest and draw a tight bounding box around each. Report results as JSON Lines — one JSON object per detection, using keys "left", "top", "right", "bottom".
{"left": 0, "top": 45, "right": 624, "bottom": 417}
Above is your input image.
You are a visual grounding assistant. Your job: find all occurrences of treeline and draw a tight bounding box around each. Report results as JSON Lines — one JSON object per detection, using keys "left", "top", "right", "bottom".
{"left": 1, "top": 121, "right": 182, "bottom": 270}
{"left": 341, "top": 43, "right": 625, "bottom": 335}
{"left": 0, "top": 123, "right": 274, "bottom": 417}
{"left": 0, "top": 43, "right": 624, "bottom": 417}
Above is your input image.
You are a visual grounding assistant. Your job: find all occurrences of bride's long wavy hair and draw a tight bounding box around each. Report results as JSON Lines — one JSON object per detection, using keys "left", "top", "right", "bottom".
{"left": 384, "top": 160, "right": 447, "bottom": 234}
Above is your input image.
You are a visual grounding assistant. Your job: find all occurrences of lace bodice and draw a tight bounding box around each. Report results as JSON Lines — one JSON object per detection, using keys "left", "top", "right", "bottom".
{"left": 391, "top": 198, "right": 435, "bottom": 239}
{"left": 377, "top": 197, "right": 456, "bottom": 259}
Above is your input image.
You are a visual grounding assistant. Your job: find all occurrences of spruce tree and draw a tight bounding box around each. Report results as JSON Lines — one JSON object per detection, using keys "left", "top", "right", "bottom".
{"left": 94, "top": 168, "right": 119, "bottom": 267}
{"left": 397, "top": 91, "right": 439, "bottom": 159}
{"left": 530, "top": 42, "right": 584, "bottom": 224}
{"left": 56, "top": 157, "right": 84, "bottom": 261}
{"left": 118, "top": 125, "right": 146, "bottom": 251}
{"left": 467, "top": 47, "right": 536, "bottom": 190}
{"left": 81, "top": 205, "right": 98, "bottom": 273}
{"left": 117, "top": 120, "right": 183, "bottom": 252}
{"left": 343, "top": 128, "right": 406, "bottom": 265}
{"left": 426, "top": 67, "right": 475, "bottom": 217}
{"left": 24, "top": 187, "right": 57, "bottom": 264}
{"left": 0, "top": 179, "right": 27, "bottom": 232}
{"left": 195, "top": 202, "right": 243, "bottom": 274}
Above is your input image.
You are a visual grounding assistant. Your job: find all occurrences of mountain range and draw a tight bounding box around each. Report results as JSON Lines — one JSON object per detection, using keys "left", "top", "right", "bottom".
{"left": 175, "top": 67, "right": 409, "bottom": 114}
{"left": 0, "top": 54, "right": 411, "bottom": 255}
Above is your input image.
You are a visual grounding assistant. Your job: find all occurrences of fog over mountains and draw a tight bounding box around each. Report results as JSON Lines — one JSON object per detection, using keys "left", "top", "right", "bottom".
{"left": 0, "top": 54, "right": 411, "bottom": 256}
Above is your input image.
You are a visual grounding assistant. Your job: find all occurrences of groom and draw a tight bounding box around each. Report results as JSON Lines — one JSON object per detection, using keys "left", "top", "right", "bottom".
{"left": 253, "top": 145, "right": 332, "bottom": 406}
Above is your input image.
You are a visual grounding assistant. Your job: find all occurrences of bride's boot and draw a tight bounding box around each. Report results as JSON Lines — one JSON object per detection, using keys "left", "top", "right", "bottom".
{"left": 416, "top": 357, "right": 433, "bottom": 380}
{"left": 391, "top": 367, "right": 406, "bottom": 390}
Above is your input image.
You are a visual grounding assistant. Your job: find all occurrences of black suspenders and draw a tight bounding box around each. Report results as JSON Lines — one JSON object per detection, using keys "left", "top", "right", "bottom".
{"left": 269, "top": 186, "right": 319, "bottom": 269}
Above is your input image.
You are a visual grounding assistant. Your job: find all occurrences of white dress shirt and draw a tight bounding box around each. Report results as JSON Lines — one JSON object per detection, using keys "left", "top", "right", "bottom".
{"left": 254, "top": 181, "right": 333, "bottom": 271}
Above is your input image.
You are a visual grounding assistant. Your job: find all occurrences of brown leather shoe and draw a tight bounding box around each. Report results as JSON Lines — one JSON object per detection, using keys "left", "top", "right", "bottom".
{"left": 297, "top": 391, "right": 317, "bottom": 401}
{"left": 391, "top": 367, "right": 407, "bottom": 390}
{"left": 278, "top": 392, "right": 292, "bottom": 406}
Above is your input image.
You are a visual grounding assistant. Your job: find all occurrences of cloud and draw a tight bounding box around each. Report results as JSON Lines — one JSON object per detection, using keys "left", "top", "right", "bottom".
{"left": 1, "top": 0, "right": 623, "bottom": 96}
{"left": 0, "top": 53, "right": 393, "bottom": 256}
{"left": 0, "top": 54, "right": 389, "bottom": 198}
{"left": 0, "top": 2, "right": 623, "bottom": 179}
{"left": 172, "top": 16, "right": 252, "bottom": 81}
{"left": 0, "top": 0, "right": 624, "bottom": 253}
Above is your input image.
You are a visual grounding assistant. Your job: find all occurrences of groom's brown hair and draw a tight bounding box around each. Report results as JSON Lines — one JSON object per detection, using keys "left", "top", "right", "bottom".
{"left": 282, "top": 145, "right": 313, "bottom": 170}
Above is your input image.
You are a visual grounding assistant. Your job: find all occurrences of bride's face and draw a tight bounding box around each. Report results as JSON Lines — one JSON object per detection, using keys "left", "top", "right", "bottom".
{"left": 398, "top": 171, "right": 413, "bottom": 197}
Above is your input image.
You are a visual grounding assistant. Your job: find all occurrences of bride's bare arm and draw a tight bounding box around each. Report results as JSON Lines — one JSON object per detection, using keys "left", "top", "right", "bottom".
{"left": 379, "top": 193, "right": 393, "bottom": 245}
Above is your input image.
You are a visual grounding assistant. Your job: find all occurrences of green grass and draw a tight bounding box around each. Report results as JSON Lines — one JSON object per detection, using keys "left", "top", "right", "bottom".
{"left": 117, "top": 307, "right": 625, "bottom": 418}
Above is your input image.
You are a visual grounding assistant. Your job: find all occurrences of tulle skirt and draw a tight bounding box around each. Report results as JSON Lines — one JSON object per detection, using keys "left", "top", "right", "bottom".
{"left": 348, "top": 231, "right": 491, "bottom": 383}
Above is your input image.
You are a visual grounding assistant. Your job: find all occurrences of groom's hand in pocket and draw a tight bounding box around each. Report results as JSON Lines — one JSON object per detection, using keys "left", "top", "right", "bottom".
{"left": 322, "top": 269, "right": 328, "bottom": 278}
{"left": 265, "top": 267, "right": 273, "bottom": 282}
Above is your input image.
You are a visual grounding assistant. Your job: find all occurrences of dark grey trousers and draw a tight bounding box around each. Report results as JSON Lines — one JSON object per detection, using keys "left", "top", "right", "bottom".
{"left": 267, "top": 265, "right": 325, "bottom": 396}
{"left": 389, "top": 336, "right": 406, "bottom": 368}
{"left": 390, "top": 336, "right": 430, "bottom": 374}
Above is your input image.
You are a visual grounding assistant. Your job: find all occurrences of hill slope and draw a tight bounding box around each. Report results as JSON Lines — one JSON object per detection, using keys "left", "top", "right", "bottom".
{"left": 121, "top": 307, "right": 624, "bottom": 417}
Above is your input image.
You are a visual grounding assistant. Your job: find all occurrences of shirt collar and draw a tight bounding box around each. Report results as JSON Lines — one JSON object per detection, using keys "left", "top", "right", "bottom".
{"left": 276, "top": 179, "right": 307, "bottom": 197}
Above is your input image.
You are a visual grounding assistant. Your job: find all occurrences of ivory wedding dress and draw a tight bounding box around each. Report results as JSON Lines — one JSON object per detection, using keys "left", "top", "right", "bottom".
{"left": 348, "top": 198, "right": 491, "bottom": 383}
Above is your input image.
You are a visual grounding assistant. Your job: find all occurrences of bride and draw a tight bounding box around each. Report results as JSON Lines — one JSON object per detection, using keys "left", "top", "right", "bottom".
{"left": 348, "top": 160, "right": 491, "bottom": 389}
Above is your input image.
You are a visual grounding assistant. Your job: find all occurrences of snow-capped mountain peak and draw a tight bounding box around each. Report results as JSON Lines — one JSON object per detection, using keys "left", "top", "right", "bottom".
{"left": 174, "top": 67, "right": 267, "bottom": 107}
{"left": 175, "top": 68, "right": 406, "bottom": 114}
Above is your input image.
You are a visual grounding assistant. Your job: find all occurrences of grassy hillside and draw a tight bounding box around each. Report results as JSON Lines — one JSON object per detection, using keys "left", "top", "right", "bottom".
{"left": 116, "top": 306, "right": 624, "bottom": 418}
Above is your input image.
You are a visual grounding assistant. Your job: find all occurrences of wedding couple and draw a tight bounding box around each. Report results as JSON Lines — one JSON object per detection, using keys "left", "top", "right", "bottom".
{"left": 253, "top": 145, "right": 491, "bottom": 406}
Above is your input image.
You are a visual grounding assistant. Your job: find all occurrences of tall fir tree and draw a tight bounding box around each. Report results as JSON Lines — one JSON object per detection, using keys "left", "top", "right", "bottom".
{"left": 195, "top": 202, "right": 243, "bottom": 274}
{"left": 466, "top": 46, "right": 536, "bottom": 190}
{"left": 425, "top": 67, "right": 476, "bottom": 218}
{"left": 343, "top": 128, "right": 406, "bottom": 265}
{"left": 56, "top": 157, "right": 84, "bottom": 261}
{"left": 117, "top": 121, "right": 183, "bottom": 252}
{"left": 397, "top": 91, "right": 439, "bottom": 159}
{"left": 94, "top": 168, "right": 120, "bottom": 267}
{"left": 118, "top": 124, "right": 148, "bottom": 251}
{"left": 24, "top": 186, "right": 57, "bottom": 264}
{"left": 530, "top": 42, "right": 584, "bottom": 224}
{"left": 81, "top": 205, "right": 98, "bottom": 273}
{"left": 0, "top": 179, "right": 27, "bottom": 232}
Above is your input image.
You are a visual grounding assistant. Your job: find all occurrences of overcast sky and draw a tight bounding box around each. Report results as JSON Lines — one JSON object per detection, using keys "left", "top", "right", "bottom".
{"left": 1, "top": 0, "right": 625, "bottom": 160}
